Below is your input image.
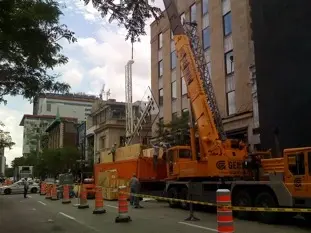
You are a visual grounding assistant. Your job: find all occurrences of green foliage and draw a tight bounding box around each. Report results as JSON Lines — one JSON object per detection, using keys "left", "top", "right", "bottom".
{"left": 11, "top": 146, "right": 80, "bottom": 178}
{"left": 5, "top": 167, "right": 14, "bottom": 177}
{"left": 156, "top": 111, "right": 190, "bottom": 145}
{"left": 0, "top": 0, "right": 77, "bottom": 104}
{"left": 0, "top": 121, "right": 15, "bottom": 149}
{"left": 83, "top": 0, "right": 162, "bottom": 42}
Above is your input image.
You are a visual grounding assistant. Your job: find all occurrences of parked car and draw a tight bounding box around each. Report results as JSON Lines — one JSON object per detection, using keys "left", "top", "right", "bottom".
{"left": 0, "top": 180, "right": 39, "bottom": 195}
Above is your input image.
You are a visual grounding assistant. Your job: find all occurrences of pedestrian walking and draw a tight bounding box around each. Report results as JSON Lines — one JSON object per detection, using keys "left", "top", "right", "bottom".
{"left": 129, "top": 173, "right": 142, "bottom": 208}
{"left": 22, "top": 178, "right": 29, "bottom": 198}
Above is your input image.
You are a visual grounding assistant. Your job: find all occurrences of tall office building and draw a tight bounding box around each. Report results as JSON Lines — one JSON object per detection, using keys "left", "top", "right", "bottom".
{"left": 150, "top": 0, "right": 259, "bottom": 147}
{"left": 250, "top": 0, "right": 311, "bottom": 154}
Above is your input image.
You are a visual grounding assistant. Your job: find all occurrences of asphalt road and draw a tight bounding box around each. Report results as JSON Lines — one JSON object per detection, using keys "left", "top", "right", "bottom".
{"left": 1, "top": 194, "right": 310, "bottom": 233}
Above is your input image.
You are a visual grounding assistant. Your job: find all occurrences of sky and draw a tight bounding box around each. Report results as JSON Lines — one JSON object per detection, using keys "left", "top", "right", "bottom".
{"left": 0, "top": 0, "right": 165, "bottom": 166}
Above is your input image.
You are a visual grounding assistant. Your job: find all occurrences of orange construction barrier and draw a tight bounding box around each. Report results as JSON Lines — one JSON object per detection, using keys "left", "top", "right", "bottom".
{"left": 45, "top": 184, "right": 52, "bottom": 199}
{"left": 40, "top": 183, "right": 46, "bottom": 195}
{"left": 51, "top": 184, "right": 59, "bottom": 201}
{"left": 62, "top": 185, "right": 71, "bottom": 204}
{"left": 115, "top": 186, "right": 131, "bottom": 223}
{"left": 216, "top": 189, "right": 234, "bottom": 233}
{"left": 78, "top": 184, "right": 89, "bottom": 209}
{"left": 93, "top": 186, "right": 106, "bottom": 214}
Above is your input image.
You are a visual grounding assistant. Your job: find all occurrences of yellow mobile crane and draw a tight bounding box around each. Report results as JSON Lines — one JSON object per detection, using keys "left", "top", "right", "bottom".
{"left": 161, "top": 0, "right": 311, "bottom": 224}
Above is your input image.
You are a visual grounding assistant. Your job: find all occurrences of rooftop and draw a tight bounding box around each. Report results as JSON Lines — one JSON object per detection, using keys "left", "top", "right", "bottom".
{"left": 37, "top": 92, "right": 99, "bottom": 103}
{"left": 19, "top": 114, "right": 77, "bottom": 126}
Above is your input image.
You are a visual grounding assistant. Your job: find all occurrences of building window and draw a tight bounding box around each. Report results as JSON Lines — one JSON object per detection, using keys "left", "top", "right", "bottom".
{"left": 202, "top": 27, "right": 210, "bottom": 50}
{"left": 172, "top": 112, "right": 178, "bottom": 121}
{"left": 226, "top": 91, "right": 236, "bottom": 115}
{"left": 181, "top": 75, "right": 187, "bottom": 96}
{"left": 158, "top": 60, "right": 163, "bottom": 77}
{"left": 46, "top": 103, "right": 51, "bottom": 111}
{"left": 171, "top": 81, "right": 177, "bottom": 100}
{"left": 225, "top": 50, "right": 234, "bottom": 74}
{"left": 202, "top": 0, "right": 208, "bottom": 15}
{"left": 158, "top": 33, "right": 163, "bottom": 49}
{"left": 190, "top": 4, "right": 196, "bottom": 22}
{"left": 223, "top": 12, "right": 232, "bottom": 36}
{"left": 180, "top": 13, "right": 185, "bottom": 25}
{"left": 226, "top": 75, "right": 236, "bottom": 115}
{"left": 159, "top": 88, "right": 164, "bottom": 106}
{"left": 171, "top": 51, "right": 177, "bottom": 70}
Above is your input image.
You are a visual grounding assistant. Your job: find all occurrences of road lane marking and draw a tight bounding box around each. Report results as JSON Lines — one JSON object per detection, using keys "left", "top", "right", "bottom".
{"left": 59, "top": 212, "right": 100, "bottom": 232}
{"left": 178, "top": 222, "right": 217, "bottom": 232}
{"left": 38, "top": 201, "right": 47, "bottom": 206}
{"left": 59, "top": 212, "right": 76, "bottom": 220}
{"left": 105, "top": 204, "right": 118, "bottom": 209}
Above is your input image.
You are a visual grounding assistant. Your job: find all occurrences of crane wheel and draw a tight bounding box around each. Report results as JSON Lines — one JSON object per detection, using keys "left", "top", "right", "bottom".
{"left": 180, "top": 187, "right": 189, "bottom": 210}
{"left": 167, "top": 187, "right": 179, "bottom": 208}
{"left": 254, "top": 192, "right": 278, "bottom": 224}
{"left": 232, "top": 190, "right": 253, "bottom": 220}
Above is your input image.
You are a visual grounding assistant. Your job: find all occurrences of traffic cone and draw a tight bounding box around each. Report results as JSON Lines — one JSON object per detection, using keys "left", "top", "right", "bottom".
{"left": 78, "top": 185, "right": 89, "bottom": 209}
{"left": 45, "top": 184, "right": 52, "bottom": 199}
{"left": 217, "top": 189, "right": 234, "bottom": 233}
{"left": 51, "top": 184, "right": 59, "bottom": 200}
{"left": 93, "top": 186, "right": 106, "bottom": 214}
{"left": 115, "top": 186, "right": 131, "bottom": 223}
{"left": 62, "top": 185, "right": 71, "bottom": 204}
{"left": 40, "top": 183, "right": 46, "bottom": 195}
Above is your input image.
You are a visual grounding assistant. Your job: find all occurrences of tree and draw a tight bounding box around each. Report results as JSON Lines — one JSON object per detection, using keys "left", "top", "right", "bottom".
{"left": 155, "top": 111, "right": 190, "bottom": 145}
{"left": 11, "top": 146, "right": 81, "bottom": 178}
{"left": 5, "top": 167, "right": 14, "bottom": 177}
{"left": 83, "top": 0, "right": 162, "bottom": 42}
{"left": 0, "top": 121, "right": 15, "bottom": 149}
{"left": 0, "top": 0, "right": 77, "bottom": 104}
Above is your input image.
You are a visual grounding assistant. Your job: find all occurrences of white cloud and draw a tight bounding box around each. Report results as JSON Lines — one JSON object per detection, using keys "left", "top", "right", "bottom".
{"left": 0, "top": 103, "right": 32, "bottom": 166}
{"left": 58, "top": 59, "right": 84, "bottom": 87}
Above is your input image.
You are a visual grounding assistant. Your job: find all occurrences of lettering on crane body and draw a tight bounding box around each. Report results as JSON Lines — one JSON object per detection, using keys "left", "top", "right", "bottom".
{"left": 216, "top": 160, "right": 243, "bottom": 170}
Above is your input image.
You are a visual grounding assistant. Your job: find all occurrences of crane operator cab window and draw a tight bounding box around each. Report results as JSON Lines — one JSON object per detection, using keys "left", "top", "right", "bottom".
{"left": 179, "top": 149, "right": 191, "bottom": 159}
{"left": 288, "top": 152, "right": 305, "bottom": 175}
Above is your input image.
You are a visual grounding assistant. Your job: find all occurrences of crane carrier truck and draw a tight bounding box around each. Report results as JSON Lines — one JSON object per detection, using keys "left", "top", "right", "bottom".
{"left": 160, "top": 0, "right": 311, "bottom": 224}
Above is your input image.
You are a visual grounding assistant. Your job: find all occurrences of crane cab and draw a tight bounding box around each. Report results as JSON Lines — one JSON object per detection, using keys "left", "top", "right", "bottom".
{"left": 283, "top": 147, "right": 311, "bottom": 200}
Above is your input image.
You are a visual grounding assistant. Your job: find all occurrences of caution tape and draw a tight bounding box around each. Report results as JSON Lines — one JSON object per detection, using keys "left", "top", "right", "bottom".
{"left": 120, "top": 191, "right": 311, "bottom": 213}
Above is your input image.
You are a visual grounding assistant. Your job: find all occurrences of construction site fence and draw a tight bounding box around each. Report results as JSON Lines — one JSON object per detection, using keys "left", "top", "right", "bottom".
{"left": 120, "top": 191, "right": 311, "bottom": 213}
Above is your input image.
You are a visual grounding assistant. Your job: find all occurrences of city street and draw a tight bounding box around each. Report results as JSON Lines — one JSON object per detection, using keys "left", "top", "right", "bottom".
{"left": 1, "top": 194, "right": 310, "bottom": 233}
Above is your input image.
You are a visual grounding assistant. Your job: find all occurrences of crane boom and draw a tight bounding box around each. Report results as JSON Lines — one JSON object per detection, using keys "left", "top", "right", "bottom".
{"left": 163, "top": 0, "right": 224, "bottom": 155}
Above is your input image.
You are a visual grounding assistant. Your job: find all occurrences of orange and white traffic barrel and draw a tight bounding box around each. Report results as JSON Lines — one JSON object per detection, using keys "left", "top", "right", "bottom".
{"left": 62, "top": 185, "right": 71, "bottom": 204}
{"left": 93, "top": 186, "right": 106, "bottom": 214}
{"left": 40, "top": 183, "right": 46, "bottom": 195}
{"left": 78, "top": 184, "right": 89, "bottom": 209}
{"left": 51, "top": 184, "right": 59, "bottom": 201}
{"left": 216, "top": 189, "right": 234, "bottom": 233}
{"left": 45, "top": 184, "right": 52, "bottom": 199}
{"left": 115, "top": 186, "right": 131, "bottom": 223}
